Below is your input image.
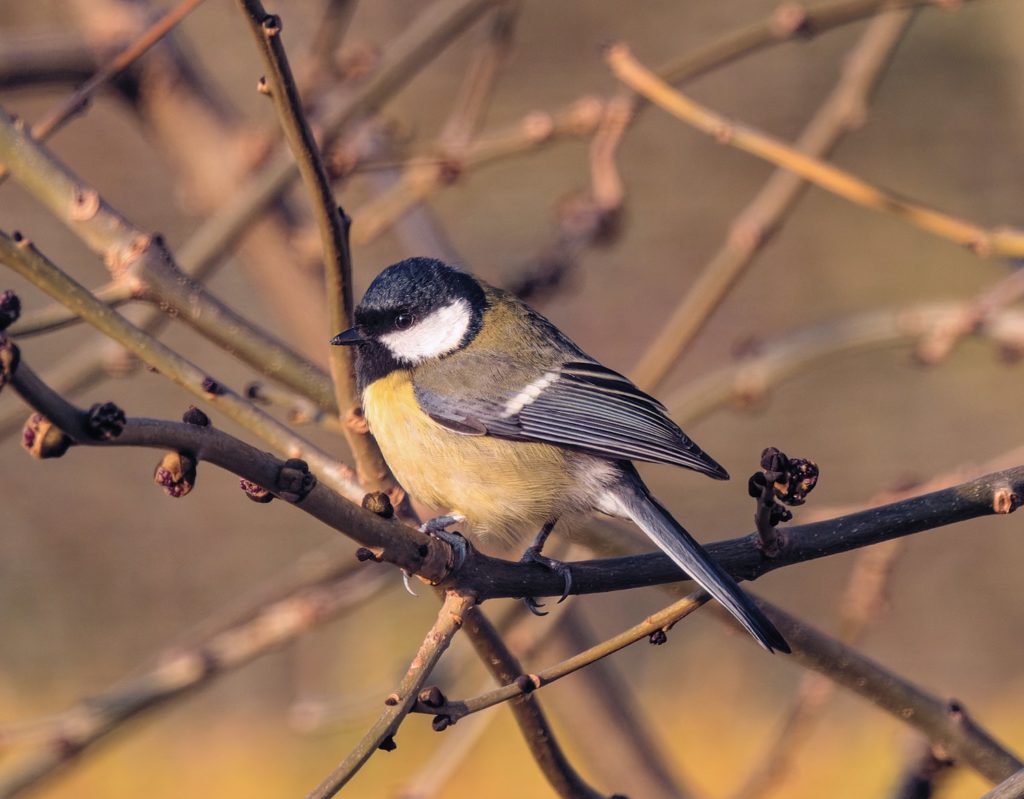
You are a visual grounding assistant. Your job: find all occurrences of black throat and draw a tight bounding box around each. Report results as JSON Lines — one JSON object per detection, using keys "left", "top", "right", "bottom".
{"left": 354, "top": 340, "right": 405, "bottom": 393}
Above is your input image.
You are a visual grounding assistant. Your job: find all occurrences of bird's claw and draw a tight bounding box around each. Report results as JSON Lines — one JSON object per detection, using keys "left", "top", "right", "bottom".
{"left": 419, "top": 514, "right": 465, "bottom": 535}
{"left": 419, "top": 514, "right": 468, "bottom": 571}
{"left": 519, "top": 545, "right": 573, "bottom": 611}
{"left": 523, "top": 595, "right": 548, "bottom": 616}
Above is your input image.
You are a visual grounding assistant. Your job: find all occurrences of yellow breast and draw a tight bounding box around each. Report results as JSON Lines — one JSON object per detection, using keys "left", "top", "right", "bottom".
{"left": 362, "top": 371, "right": 576, "bottom": 540}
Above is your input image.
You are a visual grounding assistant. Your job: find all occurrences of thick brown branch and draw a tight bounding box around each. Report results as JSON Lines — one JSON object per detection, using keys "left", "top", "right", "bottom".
{"left": 0, "top": 105, "right": 338, "bottom": 414}
{"left": 10, "top": 337, "right": 1024, "bottom": 603}
{"left": 451, "top": 465, "right": 1024, "bottom": 600}
{"left": 7, "top": 357, "right": 448, "bottom": 579}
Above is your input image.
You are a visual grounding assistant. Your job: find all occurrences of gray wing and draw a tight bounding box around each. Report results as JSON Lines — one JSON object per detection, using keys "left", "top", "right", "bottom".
{"left": 413, "top": 357, "right": 728, "bottom": 479}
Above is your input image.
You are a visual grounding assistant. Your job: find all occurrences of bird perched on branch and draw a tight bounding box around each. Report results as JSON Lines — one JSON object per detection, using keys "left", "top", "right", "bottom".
{"left": 332, "top": 257, "right": 788, "bottom": 653}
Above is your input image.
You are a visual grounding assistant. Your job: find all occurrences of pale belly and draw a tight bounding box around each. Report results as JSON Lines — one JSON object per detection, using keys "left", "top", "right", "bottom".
{"left": 362, "top": 371, "right": 606, "bottom": 540}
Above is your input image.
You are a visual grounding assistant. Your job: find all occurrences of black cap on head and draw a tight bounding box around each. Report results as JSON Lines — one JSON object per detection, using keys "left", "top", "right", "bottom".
{"left": 357, "top": 258, "right": 486, "bottom": 321}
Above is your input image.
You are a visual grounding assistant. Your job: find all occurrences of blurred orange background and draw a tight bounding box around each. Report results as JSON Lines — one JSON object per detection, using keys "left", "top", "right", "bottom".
{"left": 2, "top": 0, "right": 1024, "bottom": 797}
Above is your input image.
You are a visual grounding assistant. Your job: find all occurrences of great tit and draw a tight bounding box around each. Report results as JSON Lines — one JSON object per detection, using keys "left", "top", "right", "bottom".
{"left": 331, "top": 257, "right": 788, "bottom": 653}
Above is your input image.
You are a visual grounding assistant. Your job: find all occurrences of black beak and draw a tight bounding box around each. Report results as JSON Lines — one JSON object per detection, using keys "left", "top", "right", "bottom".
{"left": 330, "top": 327, "right": 366, "bottom": 346}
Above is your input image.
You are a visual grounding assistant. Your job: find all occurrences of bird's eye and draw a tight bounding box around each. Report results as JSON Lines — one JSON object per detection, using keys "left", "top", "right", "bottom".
{"left": 394, "top": 311, "right": 415, "bottom": 330}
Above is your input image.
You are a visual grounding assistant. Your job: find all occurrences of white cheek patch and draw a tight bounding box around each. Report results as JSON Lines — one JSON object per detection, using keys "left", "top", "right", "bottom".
{"left": 379, "top": 299, "right": 472, "bottom": 364}
{"left": 502, "top": 371, "right": 559, "bottom": 417}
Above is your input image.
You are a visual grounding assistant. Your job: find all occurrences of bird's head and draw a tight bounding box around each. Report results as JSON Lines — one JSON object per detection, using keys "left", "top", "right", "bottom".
{"left": 331, "top": 258, "right": 488, "bottom": 373}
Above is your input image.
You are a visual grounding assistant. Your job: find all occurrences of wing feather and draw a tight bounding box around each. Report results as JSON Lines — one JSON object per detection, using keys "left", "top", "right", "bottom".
{"left": 416, "top": 359, "right": 728, "bottom": 479}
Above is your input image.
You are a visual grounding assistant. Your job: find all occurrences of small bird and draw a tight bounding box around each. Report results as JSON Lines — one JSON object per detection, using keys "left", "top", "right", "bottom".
{"left": 332, "top": 258, "right": 788, "bottom": 653}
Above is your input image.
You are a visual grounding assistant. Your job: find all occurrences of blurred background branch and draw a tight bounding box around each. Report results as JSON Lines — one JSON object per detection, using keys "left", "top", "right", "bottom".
{"left": 3, "top": 0, "right": 1024, "bottom": 797}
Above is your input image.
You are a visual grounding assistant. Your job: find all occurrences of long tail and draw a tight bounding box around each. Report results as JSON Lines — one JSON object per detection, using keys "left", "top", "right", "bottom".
{"left": 614, "top": 479, "right": 789, "bottom": 654}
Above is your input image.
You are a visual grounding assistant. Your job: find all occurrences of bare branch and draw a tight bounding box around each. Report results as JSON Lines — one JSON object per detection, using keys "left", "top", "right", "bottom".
{"left": 887, "top": 739, "right": 954, "bottom": 799}
{"left": 751, "top": 602, "right": 1023, "bottom": 784}
{"left": 7, "top": 355, "right": 449, "bottom": 577}
{"left": 0, "top": 0, "right": 207, "bottom": 182}
{"left": 0, "top": 561, "right": 387, "bottom": 798}
{"left": 461, "top": 607, "right": 609, "bottom": 799}
{"left": 981, "top": 768, "right": 1024, "bottom": 799}
{"left": 630, "top": 7, "right": 916, "bottom": 390}
{"left": 0, "top": 234, "right": 363, "bottom": 501}
{"left": 607, "top": 43, "right": 1024, "bottom": 259}
{"left": 667, "top": 302, "right": 1024, "bottom": 427}
{"left": 414, "top": 590, "right": 708, "bottom": 726}
{"left": 236, "top": 0, "right": 392, "bottom": 490}
{"left": 304, "top": 590, "right": 475, "bottom": 799}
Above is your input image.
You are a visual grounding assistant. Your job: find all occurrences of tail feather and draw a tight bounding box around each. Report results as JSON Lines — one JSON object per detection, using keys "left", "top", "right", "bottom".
{"left": 618, "top": 485, "right": 789, "bottom": 654}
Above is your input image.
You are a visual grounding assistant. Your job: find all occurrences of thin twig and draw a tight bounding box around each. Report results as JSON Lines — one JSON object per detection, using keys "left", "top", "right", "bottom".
{"left": 667, "top": 301, "right": 1024, "bottom": 427}
{"left": 0, "top": 232, "right": 363, "bottom": 501}
{"left": 746, "top": 602, "right": 1023, "bottom": 785}
{"left": 6, "top": 355, "right": 447, "bottom": 578}
{"left": 460, "top": 606, "right": 609, "bottom": 799}
{"left": 607, "top": 43, "right": 1024, "bottom": 260}
{"left": 352, "top": 1, "right": 520, "bottom": 245}
{"left": 544, "top": 610, "right": 693, "bottom": 799}
{"left": 629, "top": 8, "right": 916, "bottom": 390}
{"left": 916, "top": 267, "right": 1024, "bottom": 364}
{"left": 304, "top": 590, "right": 475, "bottom": 799}
{"left": 237, "top": 0, "right": 392, "bottom": 491}
{"left": 729, "top": 539, "right": 906, "bottom": 799}
{"left": 0, "top": 561, "right": 388, "bottom": 798}
{"left": 412, "top": 591, "right": 709, "bottom": 723}
{"left": 887, "top": 739, "right": 954, "bottom": 799}
{"left": 9, "top": 282, "right": 132, "bottom": 336}
{"left": 0, "top": 0, "right": 208, "bottom": 183}
{"left": 981, "top": 768, "right": 1024, "bottom": 799}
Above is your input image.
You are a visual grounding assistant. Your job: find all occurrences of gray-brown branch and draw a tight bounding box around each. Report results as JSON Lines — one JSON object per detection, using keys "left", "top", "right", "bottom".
{"left": 8, "top": 350, "right": 1024, "bottom": 604}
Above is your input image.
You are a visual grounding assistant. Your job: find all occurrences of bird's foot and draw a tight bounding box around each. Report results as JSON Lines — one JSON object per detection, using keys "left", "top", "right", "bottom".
{"left": 519, "top": 545, "right": 573, "bottom": 616}
{"left": 419, "top": 514, "right": 468, "bottom": 571}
